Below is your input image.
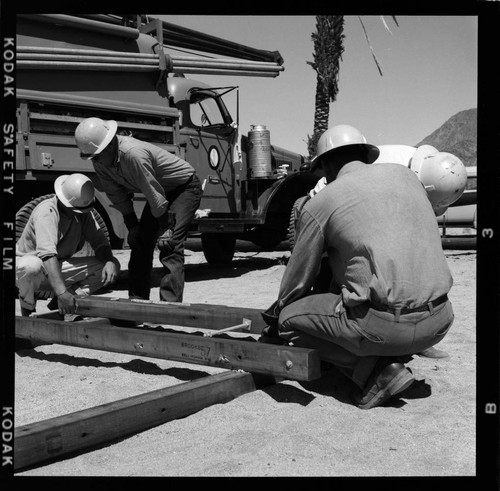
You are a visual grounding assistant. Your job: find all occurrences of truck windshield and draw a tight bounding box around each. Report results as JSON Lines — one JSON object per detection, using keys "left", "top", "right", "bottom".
{"left": 190, "top": 94, "right": 226, "bottom": 127}
{"left": 189, "top": 86, "right": 237, "bottom": 129}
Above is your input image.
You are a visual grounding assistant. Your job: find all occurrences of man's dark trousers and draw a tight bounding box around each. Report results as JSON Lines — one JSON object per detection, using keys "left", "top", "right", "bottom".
{"left": 128, "top": 175, "right": 202, "bottom": 302}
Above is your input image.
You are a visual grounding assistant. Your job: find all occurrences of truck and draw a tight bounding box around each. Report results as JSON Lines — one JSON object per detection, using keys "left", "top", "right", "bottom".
{"left": 15, "top": 14, "right": 320, "bottom": 264}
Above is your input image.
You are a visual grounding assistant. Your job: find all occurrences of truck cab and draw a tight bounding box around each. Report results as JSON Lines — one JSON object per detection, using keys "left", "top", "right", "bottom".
{"left": 15, "top": 14, "right": 319, "bottom": 263}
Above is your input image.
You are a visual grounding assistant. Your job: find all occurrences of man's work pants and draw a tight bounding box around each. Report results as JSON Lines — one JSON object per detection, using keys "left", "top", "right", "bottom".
{"left": 128, "top": 175, "right": 202, "bottom": 302}
{"left": 278, "top": 293, "right": 454, "bottom": 388}
{"left": 16, "top": 255, "right": 106, "bottom": 312}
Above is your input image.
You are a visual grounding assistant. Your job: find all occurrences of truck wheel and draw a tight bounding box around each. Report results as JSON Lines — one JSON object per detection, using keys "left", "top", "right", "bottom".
{"left": 250, "top": 225, "right": 284, "bottom": 250}
{"left": 16, "top": 194, "right": 110, "bottom": 299}
{"left": 201, "top": 233, "right": 236, "bottom": 265}
{"left": 287, "top": 195, "right": 310, "bottom": 251}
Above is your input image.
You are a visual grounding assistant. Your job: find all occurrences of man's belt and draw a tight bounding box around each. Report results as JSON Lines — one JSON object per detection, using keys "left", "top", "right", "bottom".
{"left": 369, "top": 294, "right": 448, "bottom": 315}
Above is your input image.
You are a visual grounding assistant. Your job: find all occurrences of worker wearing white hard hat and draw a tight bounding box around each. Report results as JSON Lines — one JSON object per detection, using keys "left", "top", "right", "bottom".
{"left": 75, "top": 117, "right": 202, "bottom": 303}
{"left": 74, "top": 117, "right": 118, "bottom": 160}
{"left": 374, "top": 144, "right": 467, "bottom": 216}
{"left": 16, "top": 173, "right": 120, "bottom": 320}
{"left": 261, "top": 124, "right": 455, "bottom": 410}
{"left": 310, "top": 124, "right": 380, "bottom": 172}
{"left": 310, "top": 141, "right": 467, "bottom": 217}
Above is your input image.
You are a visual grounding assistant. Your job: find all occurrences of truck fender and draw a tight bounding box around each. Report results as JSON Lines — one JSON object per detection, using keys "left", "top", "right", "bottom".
{"left": 256, "top": 171, "right": 319, "bottom": 219}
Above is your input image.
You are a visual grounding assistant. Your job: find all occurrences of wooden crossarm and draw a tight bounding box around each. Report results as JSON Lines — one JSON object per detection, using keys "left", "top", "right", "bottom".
{"left": 15, "top": 316, "right": 321, "bottom": 381}
{"left": 14, "top": 371, "right": 274, "bottom": 471}
{"left": 73, "top": 295, "right": 267, "bottom": 332}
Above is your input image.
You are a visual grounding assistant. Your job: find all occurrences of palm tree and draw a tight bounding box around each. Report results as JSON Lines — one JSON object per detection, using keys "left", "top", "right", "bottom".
{"left": 306, "top": 15, "right": 398, "bottom": 160}
{"left": 306, "top": 16, "right": 345, "bottom": 159}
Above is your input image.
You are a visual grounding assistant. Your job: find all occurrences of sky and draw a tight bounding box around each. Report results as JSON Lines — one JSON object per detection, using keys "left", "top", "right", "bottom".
{"left": 153, "top": 15, "right": 477, "bottom": 156}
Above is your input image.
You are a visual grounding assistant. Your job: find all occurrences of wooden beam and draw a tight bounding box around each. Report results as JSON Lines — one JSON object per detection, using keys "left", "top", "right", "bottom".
{"left": 14, "top": 371, "right": 275, "bottom": 471}
{"left": 15, "top": 316, "right": 321, "bottom": 381}
{"left": 73, "top": 295, "right": 267, "bottom": 332}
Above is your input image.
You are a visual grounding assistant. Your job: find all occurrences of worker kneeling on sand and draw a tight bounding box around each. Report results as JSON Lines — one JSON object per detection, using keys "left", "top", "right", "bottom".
{"left": 261, "top": 124, "right": 455, "bottom": 409}
{"left": 16, "top": 173, "right": 120, "bottom": 321}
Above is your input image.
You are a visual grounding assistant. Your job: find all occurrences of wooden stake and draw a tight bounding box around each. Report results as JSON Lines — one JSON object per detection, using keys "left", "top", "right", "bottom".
{"left": 14, "top": 371, "right": 275, "bottom": 471}
{"left": 15, "top": 316, "right": 321, "bottom": 381}
{"left": 204, "top": 318, "right": 252, "bottom": 337}
{"left": 73, "top": 296, "right": 267, "bottom": 332}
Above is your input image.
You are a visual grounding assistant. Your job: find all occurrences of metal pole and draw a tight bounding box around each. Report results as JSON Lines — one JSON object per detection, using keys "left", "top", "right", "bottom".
{"left": 17, "top": 60, "right": 282, "bottom": 77}
{"left": 18, "top": 14, "right": 140, "bottom": 39}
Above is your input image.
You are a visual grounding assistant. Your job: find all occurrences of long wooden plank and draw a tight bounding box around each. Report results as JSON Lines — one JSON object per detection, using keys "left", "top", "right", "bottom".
{"left": 14, "top": 371, "right": 274, "bottom": 471}
{"left": 74, "top": 295, "right": 267, "bottom": 332}
{"left": 15, "top": 316, "right": 321, "bottom": 381}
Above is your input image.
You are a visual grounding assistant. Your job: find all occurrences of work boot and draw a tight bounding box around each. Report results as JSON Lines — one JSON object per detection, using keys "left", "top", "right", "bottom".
{"left": 355, "top": 357, "right": 415, "bottom": 410}
{"left": 418, "top": 346, "right": 450, "bottom": 359}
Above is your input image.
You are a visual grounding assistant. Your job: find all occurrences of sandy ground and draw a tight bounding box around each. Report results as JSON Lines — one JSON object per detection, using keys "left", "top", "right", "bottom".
{"left": 12, "top": 238, "right": 476, "bottom": 477}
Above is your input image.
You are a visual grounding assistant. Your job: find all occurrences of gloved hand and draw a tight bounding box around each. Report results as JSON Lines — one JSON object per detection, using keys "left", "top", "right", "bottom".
{"left": 127, "top": 225, "right": 143, "bottom": 250}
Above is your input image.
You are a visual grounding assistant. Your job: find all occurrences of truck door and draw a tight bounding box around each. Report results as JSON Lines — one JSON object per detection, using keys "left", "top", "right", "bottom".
{"left": 183, "top": 89, "right": 240, "bottom": 215}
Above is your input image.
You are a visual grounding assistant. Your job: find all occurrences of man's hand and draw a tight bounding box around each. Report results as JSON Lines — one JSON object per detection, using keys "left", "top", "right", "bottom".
{"left": 57, "top": 290, "right": 77, "bottom": 315}
{"left": 102, "top": 260, "right": 119, "bottom": 287}
{"left": 124, "top": 213, "right": 142, "bottom": 249}
{"left": 127, "top": 225, "right": 143, "bottom": 250}
{"left": 157, "top": 210, "right": 176, "bottom": 253}
{"left": 157, "top": 210, "right": 175, "bottom": 236}
{"left": 157, "top": 229, "right": 175, "bottom": 254}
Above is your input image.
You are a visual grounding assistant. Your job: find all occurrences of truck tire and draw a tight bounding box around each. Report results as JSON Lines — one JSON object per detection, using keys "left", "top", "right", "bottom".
{"left": 201, "top": 233, "right": 236, "bottom": 265}
{"left": 16, "top": 194, "right": 110, "bottom": 242}
{"left": 286, "top": 195, "right": 310, "bottom": 251}
{"left": 16, "top": 194, "right": 110, "bottom": 299}
{"left": 250, "top": 224, "right": 285, "bottom": 250}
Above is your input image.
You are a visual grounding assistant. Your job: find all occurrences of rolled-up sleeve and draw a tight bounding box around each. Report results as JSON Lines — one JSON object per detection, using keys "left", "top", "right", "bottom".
{"left": 276, "top": 209, "right": 325, "bottom": 311}
{"left": 32, "top": 204, "right": 59, "bottom": 260}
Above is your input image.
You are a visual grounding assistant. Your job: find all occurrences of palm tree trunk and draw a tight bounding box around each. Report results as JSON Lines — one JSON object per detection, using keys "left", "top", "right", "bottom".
{"left": 313, "top": 79, "right": 331, "bottom": 135}
{"left": 307, "top": 15, "right": 345, "bottom": 159}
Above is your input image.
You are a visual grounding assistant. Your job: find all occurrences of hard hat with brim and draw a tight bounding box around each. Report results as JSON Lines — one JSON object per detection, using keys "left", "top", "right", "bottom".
{"left": 76, "top": 118, "right": 118, "bottom": 160}
{"left": 311, "top": 143, "right": 380, "bottom": 171}
{"left": 410, "top": 145, "right": 467, "bottom": 215}
{"left": 310, "top": 124, "right": 380, "bottom": 172}
{"left": 55, "top": 174, "right": 96, "bottom": 213}
{"left": 409, "top": 144, "right": 439, "bottom": 174}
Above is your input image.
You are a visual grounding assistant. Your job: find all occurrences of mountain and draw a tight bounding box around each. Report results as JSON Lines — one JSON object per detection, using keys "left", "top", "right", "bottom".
{"left": 415, "top": 108, "right": 477, "bottom": 168}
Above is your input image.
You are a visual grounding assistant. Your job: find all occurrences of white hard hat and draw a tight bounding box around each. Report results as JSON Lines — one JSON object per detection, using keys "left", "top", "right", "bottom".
{"left": 410, "top": 145, "right": 468, "bottom": 216}
{"left": 54, "top": 173, "right": 95, "bottom": 213}
{"left": 75, "top": 117, "right": 117, "bottom": 160}
{"left": 311, "top": 124, "right": 380, "bottom": 171}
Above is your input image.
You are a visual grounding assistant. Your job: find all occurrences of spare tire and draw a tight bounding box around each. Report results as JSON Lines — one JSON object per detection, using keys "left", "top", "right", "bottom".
{"left": 286, "top": 195, "right": 310, "bottom": 251}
